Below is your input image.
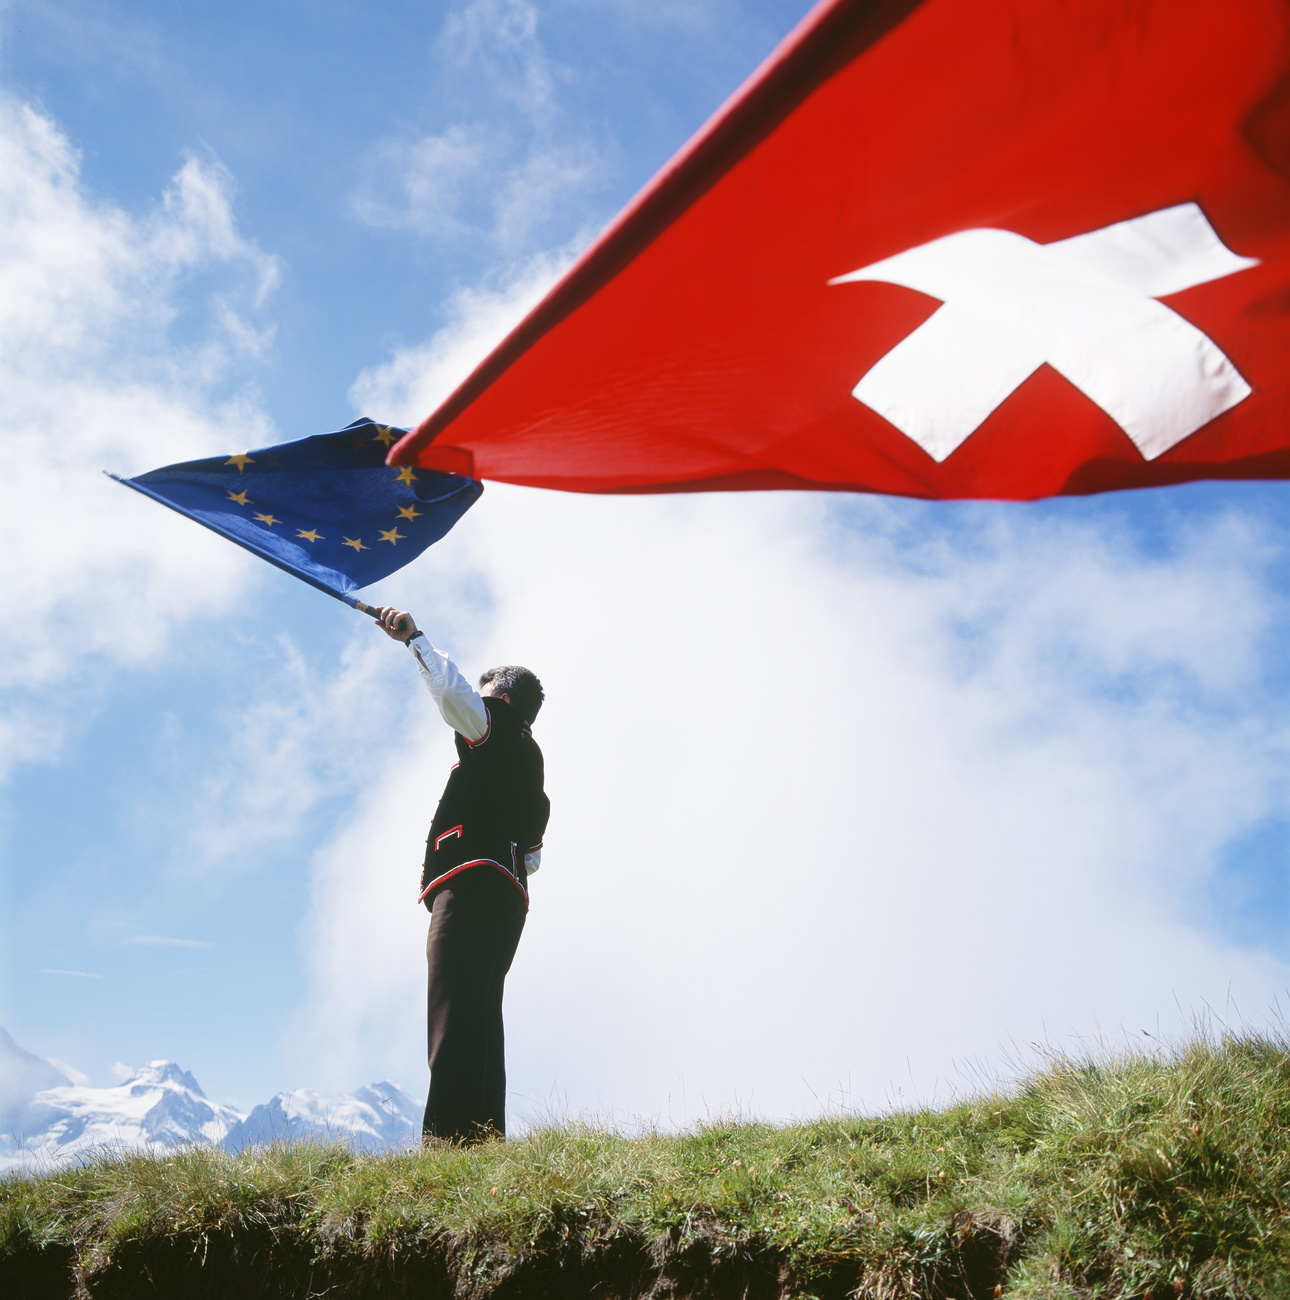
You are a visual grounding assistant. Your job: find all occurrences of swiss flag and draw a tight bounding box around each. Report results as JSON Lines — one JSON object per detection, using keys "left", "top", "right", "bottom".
{"left": 391, "top": 0, "right": 1290, "bottom": 501}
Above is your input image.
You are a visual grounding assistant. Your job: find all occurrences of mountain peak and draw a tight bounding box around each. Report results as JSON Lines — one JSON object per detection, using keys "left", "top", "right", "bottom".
{"left": 127, "top": 1061, "right": 206, "bottom": 1096}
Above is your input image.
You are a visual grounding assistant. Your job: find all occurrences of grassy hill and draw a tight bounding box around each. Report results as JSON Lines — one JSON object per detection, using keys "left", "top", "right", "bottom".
{"left": 3, "top": 1035, "right": 1289, "bottom": 1299}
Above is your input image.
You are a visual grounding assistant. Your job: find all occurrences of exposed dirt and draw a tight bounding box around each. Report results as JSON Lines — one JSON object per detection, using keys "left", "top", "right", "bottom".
{"left": 0, "top": 1209, "right": 1020, "bottom": 1300}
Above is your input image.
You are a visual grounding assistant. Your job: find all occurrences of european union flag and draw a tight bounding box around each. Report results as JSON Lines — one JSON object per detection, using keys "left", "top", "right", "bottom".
{"left": 111, "top": 419, "right": 483, "bottom": 610}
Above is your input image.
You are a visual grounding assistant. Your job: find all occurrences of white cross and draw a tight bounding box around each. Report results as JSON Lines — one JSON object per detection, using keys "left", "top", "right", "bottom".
{"left": 830, "top": 203, "right": 1258, "bottom": 462}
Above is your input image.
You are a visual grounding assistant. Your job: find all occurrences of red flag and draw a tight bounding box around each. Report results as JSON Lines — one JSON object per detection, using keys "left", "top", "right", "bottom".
{"left": 391, "top": 0, "right": 1290, "bottom": 501}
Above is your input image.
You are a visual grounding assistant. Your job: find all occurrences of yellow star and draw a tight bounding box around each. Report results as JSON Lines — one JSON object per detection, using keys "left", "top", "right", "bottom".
{"left": 397, "top": 505, "right": 421, "bottom": 520}
{"left": 225, "top": 452, "right": 254, "bottom": 473}
{"left": 226, "top": 490, "right": 251, "bottom": 506}
{"left": 342, "top": 536, "right": 367, "bottom": 552}
{"left": 253, "top": 512, "right": 279, "bottom": 527}
{"left": 296, "top": 529, "right": 323, "bottom": 542}
{"left": 395, "top": 465, "right": 416, "bottom": 486}
{"left": 378, "top": 527, "right": 404, "bottom": 545}
{"left": 372, "top": 425, "right": 397, "bottom": 448}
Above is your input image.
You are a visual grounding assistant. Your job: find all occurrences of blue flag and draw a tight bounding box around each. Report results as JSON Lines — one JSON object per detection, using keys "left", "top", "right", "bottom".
{"left": 111, "top": 419, "right": 483, "bottom": 608}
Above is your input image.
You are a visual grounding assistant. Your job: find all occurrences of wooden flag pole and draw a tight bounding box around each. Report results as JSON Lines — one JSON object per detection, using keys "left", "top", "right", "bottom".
{"left": 352, "top": 603, "right": 420, "bottom": 647}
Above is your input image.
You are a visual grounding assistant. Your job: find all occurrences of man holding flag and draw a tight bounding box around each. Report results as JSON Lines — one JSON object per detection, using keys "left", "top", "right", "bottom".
{"left": 375, "top": 605, "right": 549, "bottom": 1145}
{"left": 113, "top": 417, "right": 546, "bottom": 1144}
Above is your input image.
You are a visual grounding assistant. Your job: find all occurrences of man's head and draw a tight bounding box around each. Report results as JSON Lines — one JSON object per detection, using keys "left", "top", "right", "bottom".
{"left": 479, "top": 665, "right": 544, "bottom": 725}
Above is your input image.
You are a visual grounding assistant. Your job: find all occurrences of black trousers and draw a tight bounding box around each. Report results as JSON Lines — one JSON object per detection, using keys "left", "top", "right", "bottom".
{"left": 424, "top": 865, "right": 527, "bottom": 1143}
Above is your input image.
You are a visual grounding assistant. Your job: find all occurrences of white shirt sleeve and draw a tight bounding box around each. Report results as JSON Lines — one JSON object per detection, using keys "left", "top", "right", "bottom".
{"left": 524, "top": 848, "right": 541, "bottom": 875}
{"left": 406, "top": 633, "right": 490, "bottom": 742}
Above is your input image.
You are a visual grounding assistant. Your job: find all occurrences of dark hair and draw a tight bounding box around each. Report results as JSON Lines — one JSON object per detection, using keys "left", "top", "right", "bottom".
{"left": 479, "top": 665, "right": 544, "bottom": 724}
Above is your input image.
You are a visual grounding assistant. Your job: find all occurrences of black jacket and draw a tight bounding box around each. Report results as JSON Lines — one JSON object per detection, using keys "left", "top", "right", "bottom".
{"left": 420, "top": 696, "right": 549, "bottom": 910}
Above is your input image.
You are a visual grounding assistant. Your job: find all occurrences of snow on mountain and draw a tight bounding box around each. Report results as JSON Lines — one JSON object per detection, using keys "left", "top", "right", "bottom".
{"left": 222, "top": 1082, "right": 421, "bottom": 1153}
{"left": 0, "top": 1030, "right": 422, "bottom": 1173}
{"left": 1, "top": 1056, "right": 243, "bottom": 1174}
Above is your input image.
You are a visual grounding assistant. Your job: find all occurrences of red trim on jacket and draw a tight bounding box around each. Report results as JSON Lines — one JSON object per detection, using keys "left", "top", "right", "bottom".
{"left": 434, "top": 824, "right": 463, "bottom": 851}
{"left": 417, "top": 858, "right": 529, "bottom": 908}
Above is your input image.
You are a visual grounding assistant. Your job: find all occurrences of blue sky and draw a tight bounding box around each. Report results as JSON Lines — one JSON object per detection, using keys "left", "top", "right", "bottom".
{"left": 2, "top": 0, "right": 800, "bottom": 431}
{"left": 3, "top": 0, "right": 1290, "bottom": 1123}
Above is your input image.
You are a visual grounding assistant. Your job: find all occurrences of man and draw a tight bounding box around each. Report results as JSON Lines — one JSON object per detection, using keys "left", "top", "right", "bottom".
{"left": 375, "top": 605, "right": 549, "bottom": 1144}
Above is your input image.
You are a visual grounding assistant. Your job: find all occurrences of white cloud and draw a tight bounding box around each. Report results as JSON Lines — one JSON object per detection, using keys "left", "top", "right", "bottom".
{"left": 348, "top": 250, "right": 572, "bottom": 425}
{"left": 151, "top": 157, "right": 279, "bottom": 305}
{"left": 290, "top": 482, "right": 1290, "bottom": 1123}
{"left": 0, "top": 99, "right": 279, "bottom": 776}
{"left": 492, "top": 144, "right": 597, "bottom": 247}
{"left": 356, "top": 130, "right": 595, "bottom": 249}
{"left": 352, "top": 124, "right": 489, "bottom": 238}
{"left": 46, "top": 1058, "right": 90, "bottom": 1087}
{"left": 350, "top": 0, "right": 597, "bottom": 248}
{"left": 215, "top": 298, "right": 277, "bottom": 358}
{"left": 171, "top": 630, "right": 413, "bottom": 875}
{"left": 438, "top": 0, "right": 556, "bottom": 116}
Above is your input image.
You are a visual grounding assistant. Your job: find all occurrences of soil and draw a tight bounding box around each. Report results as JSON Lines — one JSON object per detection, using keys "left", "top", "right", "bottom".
{"left": 0, "top": 1209, "right": 1019, "bottom": 1300}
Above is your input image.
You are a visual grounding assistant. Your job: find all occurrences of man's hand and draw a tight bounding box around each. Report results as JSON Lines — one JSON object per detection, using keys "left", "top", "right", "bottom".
{"left": 376, "top": 606, "right": 419, "bottom": 643}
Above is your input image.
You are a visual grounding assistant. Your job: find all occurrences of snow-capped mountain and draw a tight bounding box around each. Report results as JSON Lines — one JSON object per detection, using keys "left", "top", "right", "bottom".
{"left": 222, "top": 1083, "right": 421, "bottom": 1153}
{"left": 0, "top": 1031, "right": 242, "bottom": 1174}
{"left": 0, "top": 1028, "right": 420, "bottom": 1173}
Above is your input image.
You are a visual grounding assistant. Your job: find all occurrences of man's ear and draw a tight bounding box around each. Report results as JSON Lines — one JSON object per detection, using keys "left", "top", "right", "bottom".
{"left": 500, "top": 692, "right": 512, "bottom": 706}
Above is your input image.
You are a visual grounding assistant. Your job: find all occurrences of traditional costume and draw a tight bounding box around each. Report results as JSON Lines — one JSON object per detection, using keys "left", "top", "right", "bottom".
{"left": 406, "top": 631, "right": 549, "bottom": 1142}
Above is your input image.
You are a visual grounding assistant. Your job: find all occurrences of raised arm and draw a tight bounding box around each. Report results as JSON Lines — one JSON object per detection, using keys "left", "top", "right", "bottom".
{"left": 375, "top": 606, "right": 489, "bottom": 742}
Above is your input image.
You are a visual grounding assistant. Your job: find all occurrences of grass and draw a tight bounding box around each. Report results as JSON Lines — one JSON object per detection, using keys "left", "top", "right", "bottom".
{"left": 4, "top": 1034, "right": 1290, "bottom": 1298}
